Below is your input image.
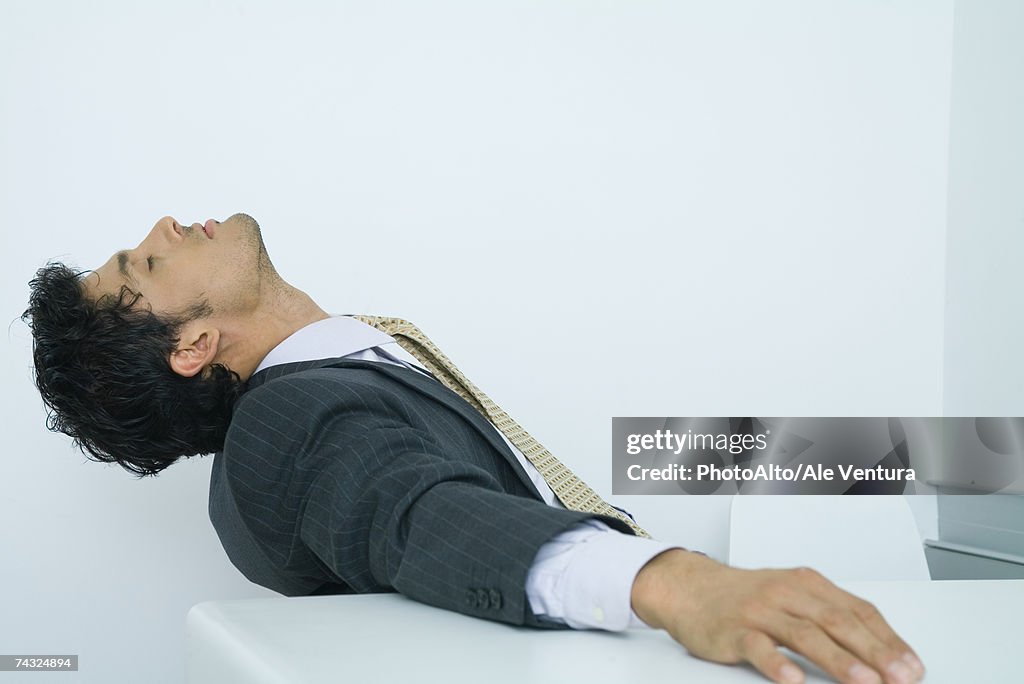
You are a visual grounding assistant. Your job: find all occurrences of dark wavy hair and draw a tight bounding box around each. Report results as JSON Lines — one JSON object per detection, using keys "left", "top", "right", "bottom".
{"left": 23, "top": 262, "right": 246, "bottom": 477}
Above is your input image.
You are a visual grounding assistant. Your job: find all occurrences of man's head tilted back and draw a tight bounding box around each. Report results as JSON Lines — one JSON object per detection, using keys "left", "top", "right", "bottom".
{"left": 23, "top": 213, "right": 279, "bottom": 477}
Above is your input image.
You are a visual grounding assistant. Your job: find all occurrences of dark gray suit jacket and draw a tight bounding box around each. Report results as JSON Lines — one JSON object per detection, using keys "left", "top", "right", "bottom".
{"left": 209, "top": 357, "right": 635, "bottom": 628}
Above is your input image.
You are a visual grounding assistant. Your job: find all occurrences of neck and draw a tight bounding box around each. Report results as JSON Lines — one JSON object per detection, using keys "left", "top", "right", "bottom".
{"left": 217, "top": 281, "right": 330, "bottom": 381}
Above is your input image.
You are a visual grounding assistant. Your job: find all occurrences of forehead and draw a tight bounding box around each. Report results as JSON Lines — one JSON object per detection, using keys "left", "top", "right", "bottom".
{"left": 82, "top": 251, "right": 137, "bottom": 301}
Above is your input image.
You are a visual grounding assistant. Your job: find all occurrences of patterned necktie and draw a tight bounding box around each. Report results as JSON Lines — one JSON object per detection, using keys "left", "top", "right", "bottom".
{"left": 351, "top": 315, "right": 651, "bottom": 539}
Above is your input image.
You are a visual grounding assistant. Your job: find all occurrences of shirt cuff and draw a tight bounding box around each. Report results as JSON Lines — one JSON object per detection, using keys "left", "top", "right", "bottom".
{"left": 526, "top": 519, "right": 683, "bottom": 631}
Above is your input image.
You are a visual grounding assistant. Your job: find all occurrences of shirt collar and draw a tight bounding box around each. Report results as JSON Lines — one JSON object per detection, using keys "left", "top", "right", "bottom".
{"left": 253, "top": 315, "right": 395, "bottom": 376}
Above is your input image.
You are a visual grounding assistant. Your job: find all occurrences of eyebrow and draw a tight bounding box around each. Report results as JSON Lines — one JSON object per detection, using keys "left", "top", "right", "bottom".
{"left": 116, "top": 250, "right": 140, "bottom": 289}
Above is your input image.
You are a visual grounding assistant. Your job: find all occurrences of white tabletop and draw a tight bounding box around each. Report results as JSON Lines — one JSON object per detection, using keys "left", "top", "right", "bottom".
{"left": 186, "top": 579, "right": 1023, "bottom": 683}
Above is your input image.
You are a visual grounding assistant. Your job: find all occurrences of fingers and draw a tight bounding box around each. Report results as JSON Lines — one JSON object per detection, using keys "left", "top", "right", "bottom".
{"left": 642, "top": 558, "right": 926, "bottom": 684}
{"left": 793, "top": 569, "right": 926, "bottom": 683}
{"left": 758, "top": 568, "right": 923, "bottom": 684}
{"left": 737, "top": 629, "right": 805, "bottom": 684}
{"left": 762, "top": 612, "right": 886, "bottom": 684}
{"left": 846, "top": 594, "right": 925, "bottom": 679}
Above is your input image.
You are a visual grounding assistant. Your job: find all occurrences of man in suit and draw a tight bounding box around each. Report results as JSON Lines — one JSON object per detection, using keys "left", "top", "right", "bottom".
{"left": 25, "top": 213, "right": 924, "bottom": 684}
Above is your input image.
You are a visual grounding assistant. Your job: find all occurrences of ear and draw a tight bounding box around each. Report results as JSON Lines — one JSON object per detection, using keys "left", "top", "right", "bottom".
{"left": 169, "top": 326, "right": 221, "bottom": 378}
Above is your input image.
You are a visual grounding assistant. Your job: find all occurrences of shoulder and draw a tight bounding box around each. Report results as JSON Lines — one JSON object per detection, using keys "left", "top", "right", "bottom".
{"left": 232, "top": 365, "right": 402, "bottom": 431}
{"left": 218, "top": 369, "right": 385, "bottom": 526}
{"left": 223, "top": 365, "right": 414, "bottom": 476}
{"left": 217, "top": 366, "right": 432, "bottom": 530}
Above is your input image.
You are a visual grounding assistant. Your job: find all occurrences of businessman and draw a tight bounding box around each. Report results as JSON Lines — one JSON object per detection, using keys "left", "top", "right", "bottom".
{"left": 25, "top": 213, "right": 924, "bottom": 684}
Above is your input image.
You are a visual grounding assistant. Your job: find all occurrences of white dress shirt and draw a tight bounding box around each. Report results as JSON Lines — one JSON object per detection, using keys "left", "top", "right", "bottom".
{"left": 253, "top": 315, "right": 680, "bottom": 630}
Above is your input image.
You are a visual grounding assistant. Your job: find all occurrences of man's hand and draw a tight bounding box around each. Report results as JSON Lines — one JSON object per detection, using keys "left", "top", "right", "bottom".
{"left": 630, "top": 549, "right": 926, "bottom": 684}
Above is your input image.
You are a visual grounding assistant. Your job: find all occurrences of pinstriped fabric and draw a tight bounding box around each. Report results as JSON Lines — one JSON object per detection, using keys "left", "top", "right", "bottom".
{"left": 351, "top": 315, "right": 651, "bottom": 539}
{"left": 213, "top": 360, "right": 634, "bottom": 627}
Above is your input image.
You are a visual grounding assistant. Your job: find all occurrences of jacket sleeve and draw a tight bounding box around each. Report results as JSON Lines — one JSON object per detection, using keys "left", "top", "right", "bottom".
{"left": 222, "top": 372, "right": 633, "bottom": 628}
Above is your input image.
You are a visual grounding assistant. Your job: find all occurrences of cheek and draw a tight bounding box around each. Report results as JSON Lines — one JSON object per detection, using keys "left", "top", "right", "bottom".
{"left": 149, "top": 279, "right": 201, "bottom": 313}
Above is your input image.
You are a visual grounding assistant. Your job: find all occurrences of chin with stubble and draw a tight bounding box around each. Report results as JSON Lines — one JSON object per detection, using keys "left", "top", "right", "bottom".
{"left": 224, "top": 212, "right": 271, "bottom": 270}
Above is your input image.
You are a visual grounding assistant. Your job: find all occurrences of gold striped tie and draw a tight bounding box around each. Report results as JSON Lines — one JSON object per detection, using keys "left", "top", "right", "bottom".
{"left": 352, "top": 315, "right": 650, "bottom": 539}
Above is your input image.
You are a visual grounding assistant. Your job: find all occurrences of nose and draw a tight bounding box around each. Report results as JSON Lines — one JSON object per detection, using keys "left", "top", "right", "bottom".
{"left": 161, "top": 216, "right": 183, "bottom": 239}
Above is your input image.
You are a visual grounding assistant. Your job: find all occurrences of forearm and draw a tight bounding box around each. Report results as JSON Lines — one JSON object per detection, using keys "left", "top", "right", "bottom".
{"left": 630, "top": 547, "right": 716, "bottom": 630}
{"left": 526, "top": 520, "right": 682, "bottom": 630}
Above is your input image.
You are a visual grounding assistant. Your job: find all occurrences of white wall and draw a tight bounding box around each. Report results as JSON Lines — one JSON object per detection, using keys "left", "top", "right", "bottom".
{"left": 1, "top": 1, "right": 957, "bottom": 682}
{"left": 943, "top": 0, "right": 1024, "bottom": 416}
{"left": 932, "top": 0, "right": 1024, "bottom": 566}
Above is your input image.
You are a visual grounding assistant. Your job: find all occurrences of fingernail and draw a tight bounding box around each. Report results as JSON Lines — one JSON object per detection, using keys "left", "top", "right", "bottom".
{"left": 849, "top": 662, "right": 882, "bottom": 684}
{"left": 902, "top": 652, "right": 925, "bottom": 676}
{"left": 886, "top": 659, "right": 914, "bottom": 684}
{"left": 780, "top": 663, "right": 803, "bottom": 684}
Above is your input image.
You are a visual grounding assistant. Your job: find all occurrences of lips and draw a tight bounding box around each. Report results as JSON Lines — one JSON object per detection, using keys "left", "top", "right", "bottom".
{"left": 203, "top": 219, "right": 217, "bottom": 239}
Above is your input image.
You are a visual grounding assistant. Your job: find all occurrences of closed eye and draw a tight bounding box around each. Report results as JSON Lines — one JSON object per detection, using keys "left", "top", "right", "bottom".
{"left": 146, "top": 256, "right": 154, "bottom": 271}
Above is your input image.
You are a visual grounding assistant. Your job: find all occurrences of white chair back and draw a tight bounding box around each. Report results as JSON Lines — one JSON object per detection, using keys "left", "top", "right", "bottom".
{"left": 728, "top": 495, "right": 930, "bottom": 581}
